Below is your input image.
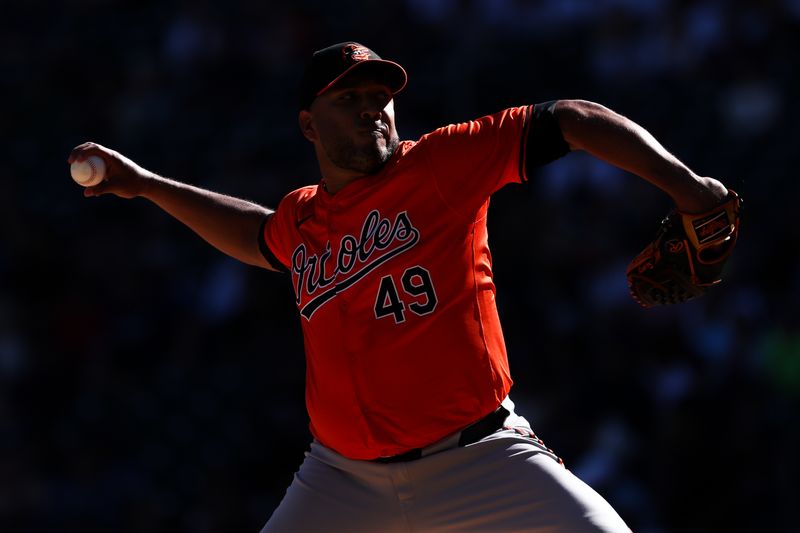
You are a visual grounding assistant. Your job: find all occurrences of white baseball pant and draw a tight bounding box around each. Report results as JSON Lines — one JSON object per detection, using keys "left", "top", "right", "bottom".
{"left": 261, "top": 399, "right": 631, "bottom": 532}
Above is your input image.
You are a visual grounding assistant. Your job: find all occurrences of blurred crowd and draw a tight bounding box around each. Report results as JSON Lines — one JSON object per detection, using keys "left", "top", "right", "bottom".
{"left": 2, "top": 1, "right": 799, "bottom": 532}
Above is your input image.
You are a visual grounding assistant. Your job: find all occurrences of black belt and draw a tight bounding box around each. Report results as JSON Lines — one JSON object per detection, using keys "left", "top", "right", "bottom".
{"left": 373, "top": 405, "right": 510, "bottom": 464}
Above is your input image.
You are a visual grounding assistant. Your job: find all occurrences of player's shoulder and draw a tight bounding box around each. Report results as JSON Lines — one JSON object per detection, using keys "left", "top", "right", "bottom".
{"left": 418, "top": 106, "right": 530, "bottom": 143}
{"left": 280, "top": 184, "right": 319, "bottom": 205}
{"left": 272, "top": 184, "right": 319, "bottom": 222}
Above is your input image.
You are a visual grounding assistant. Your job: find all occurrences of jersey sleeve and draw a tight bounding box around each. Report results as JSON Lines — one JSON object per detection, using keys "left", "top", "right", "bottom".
{"left": 257, "top": 193, "right": 299, "bottom": 273}
{"left": 422, "top": 103, "right": 570, "bottom": 217}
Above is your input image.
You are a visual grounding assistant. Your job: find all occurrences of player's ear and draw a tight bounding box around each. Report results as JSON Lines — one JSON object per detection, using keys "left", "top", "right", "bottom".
{"left": 298, "top": 110, "right": 317, "bottom": 142}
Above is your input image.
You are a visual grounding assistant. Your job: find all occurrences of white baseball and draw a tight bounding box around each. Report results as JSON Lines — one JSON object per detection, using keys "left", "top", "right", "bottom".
{"left": 71, "top": 155, "right": 107, "bottom": 187}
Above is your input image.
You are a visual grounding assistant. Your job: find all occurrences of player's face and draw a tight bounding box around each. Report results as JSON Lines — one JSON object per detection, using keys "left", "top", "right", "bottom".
{"left": 305, "top": 72, "right": 399, "bottom": 175}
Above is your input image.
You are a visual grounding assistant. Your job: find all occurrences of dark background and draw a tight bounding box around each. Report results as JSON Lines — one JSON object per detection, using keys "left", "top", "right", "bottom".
{"left": 2, "top": 1, "right": 798, "bottom": 532}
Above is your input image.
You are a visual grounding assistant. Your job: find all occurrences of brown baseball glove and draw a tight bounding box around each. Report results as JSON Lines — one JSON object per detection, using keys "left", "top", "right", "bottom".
{"left": 626, "top": 190, "right": 742, "bottom": 307}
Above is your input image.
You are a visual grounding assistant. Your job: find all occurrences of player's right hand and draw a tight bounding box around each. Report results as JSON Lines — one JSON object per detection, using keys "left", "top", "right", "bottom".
{"left": 68, "top": 142, "right": 155, "bottom": 199}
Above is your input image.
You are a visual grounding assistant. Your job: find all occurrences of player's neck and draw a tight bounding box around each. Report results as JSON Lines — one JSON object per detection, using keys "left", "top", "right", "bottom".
{"left": 318, "top": 161, "right": 367, "bottom": 195}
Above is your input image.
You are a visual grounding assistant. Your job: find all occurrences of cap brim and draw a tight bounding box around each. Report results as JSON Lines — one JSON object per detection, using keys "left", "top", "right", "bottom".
{"left": 315, "top": 59, "right": 408, "bottom": 99}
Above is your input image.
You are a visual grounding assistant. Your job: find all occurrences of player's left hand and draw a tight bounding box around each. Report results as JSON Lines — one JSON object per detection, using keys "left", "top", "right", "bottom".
{"left": 626, "top": 190, "right": 742, "bottom": 307}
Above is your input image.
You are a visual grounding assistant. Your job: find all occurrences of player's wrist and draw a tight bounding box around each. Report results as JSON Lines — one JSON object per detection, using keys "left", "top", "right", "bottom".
{"left": 135, "top": 169, "right": 162, "bottom": 199}
{"left": 673, "top": 175, "right": 729, "bottom": 214}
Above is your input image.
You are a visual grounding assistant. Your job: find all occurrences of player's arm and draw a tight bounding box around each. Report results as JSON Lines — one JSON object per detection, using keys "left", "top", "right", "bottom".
{"left": 552, "top": 99, "right": 728, "bottom": 213}
{"left": 69, "top": 142, "right": 278, "bottom": 270}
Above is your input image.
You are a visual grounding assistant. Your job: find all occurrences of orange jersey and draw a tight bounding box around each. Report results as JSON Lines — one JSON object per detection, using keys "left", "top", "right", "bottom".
{"left": 261, "top": 105, "right": 538, "bottom": 460}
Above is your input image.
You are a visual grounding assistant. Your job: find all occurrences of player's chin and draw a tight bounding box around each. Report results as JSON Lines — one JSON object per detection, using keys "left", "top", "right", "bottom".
{"left": 348, "top": 148, "right": 391, "bottom": 175}
{"left": 356, "top": 136, "right": 388, "bottom": 158}
{"left": 356, "top": 130, "right": 387, "bottom": 148}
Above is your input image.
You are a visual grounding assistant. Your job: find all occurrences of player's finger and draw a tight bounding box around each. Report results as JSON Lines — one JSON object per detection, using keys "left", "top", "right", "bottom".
{"left": 68, "top": 145, "right": 93, "bottom": 164}
{"left": 83, "top": 179, "right": 110, "bottom": 197}
{"left": 67, "top": 141, "right": 103, "bottom": 164}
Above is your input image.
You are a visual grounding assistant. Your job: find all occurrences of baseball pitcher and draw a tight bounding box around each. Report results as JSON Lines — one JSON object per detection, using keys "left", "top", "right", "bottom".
{"left": 70, "top": 42, "right": 740, "bottom": 532}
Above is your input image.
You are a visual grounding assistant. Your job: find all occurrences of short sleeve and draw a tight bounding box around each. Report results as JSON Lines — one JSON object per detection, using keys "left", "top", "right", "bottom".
{"left": 257, "top": 193, "right": 302, "bottom": 273}
{"left": 421, "top": 106, "right": 534, "bottom": 217}
{"left": 420, "top": 104, "right": 571, "bottom": 218}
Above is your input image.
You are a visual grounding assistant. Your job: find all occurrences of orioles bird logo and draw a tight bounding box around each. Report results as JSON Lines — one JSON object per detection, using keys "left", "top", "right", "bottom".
{"left": 343, "top": 44, "right": 370, "bottom": 63}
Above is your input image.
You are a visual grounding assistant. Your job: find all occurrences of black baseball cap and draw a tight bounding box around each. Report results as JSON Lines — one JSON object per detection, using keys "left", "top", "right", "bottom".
{"left": 298, "top": 42, "right": 407, "bottom": 110}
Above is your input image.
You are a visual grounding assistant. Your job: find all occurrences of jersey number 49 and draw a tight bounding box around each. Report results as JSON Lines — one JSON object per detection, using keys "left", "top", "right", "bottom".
{"left": 374, "top": 266, "right": 438, "bottom": 324}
